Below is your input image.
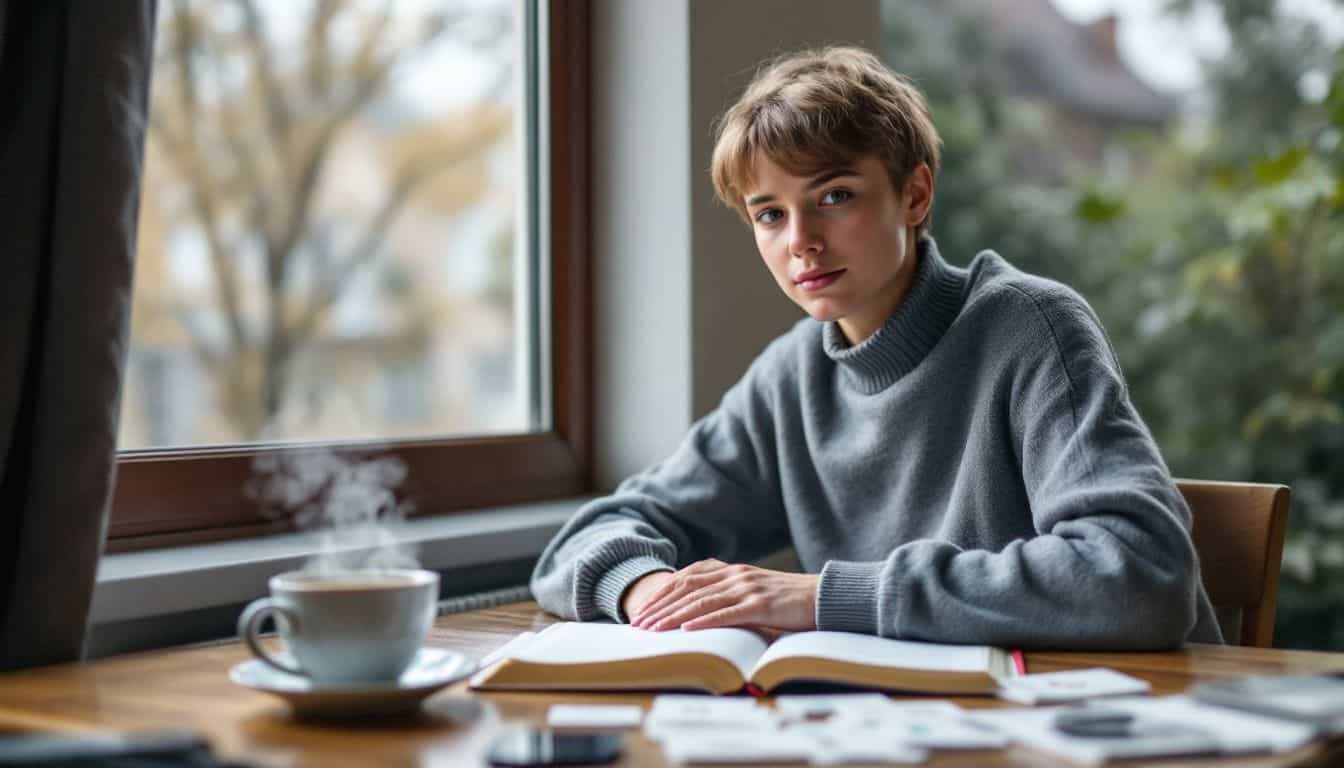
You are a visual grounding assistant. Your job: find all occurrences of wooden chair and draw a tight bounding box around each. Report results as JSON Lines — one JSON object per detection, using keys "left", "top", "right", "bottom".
{"left": 1178, "top": 479, "right": 1290, "bottom": 648}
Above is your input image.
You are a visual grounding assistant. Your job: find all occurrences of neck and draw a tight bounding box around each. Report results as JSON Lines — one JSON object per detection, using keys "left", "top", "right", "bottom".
{"left": 836, "top": 228, "right": 923, "bottom": 345}
{"left": 821, "top": 236, "right": 967, "bottom": 394}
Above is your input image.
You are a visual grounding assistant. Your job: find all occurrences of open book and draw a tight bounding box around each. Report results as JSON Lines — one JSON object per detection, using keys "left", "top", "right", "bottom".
{"left": 469, "top": 622, "right": 1019, "bottom": 695}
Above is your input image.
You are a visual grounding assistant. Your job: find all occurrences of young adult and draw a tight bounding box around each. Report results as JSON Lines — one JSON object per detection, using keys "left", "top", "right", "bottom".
{"left": 530, "top": 46, "right": 1223, "bottom": 648}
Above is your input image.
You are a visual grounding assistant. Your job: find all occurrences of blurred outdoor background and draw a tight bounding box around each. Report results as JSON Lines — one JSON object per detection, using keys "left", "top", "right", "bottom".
{"left": 119, "top": 0, "right": 1343, "bottom": 649}
{"left": 120, "top": 0, "right": 528, "bottom": 449}
{"left": 880, "top": 0, "right": 1343, "bottom": 649}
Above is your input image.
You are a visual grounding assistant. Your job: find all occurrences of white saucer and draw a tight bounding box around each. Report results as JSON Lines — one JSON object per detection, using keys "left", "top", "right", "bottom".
{"left": 230, "top": 647, "right": 478, "bottom": 718}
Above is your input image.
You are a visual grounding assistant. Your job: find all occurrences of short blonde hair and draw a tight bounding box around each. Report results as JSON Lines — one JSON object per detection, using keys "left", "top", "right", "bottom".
{"left": 711, "top": 46, "right": 941, "bottom": 236}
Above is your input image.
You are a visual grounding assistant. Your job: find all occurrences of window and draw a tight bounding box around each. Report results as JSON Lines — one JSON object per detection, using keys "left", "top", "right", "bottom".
{"left": 110, "top": 0, "right": 590, "bottom": 551}
{"left": 881, "top": 0, "right": 1343, "bottom": 649}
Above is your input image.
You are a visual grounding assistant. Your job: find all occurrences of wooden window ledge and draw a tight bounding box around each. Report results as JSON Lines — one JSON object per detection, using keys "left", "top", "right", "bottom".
{"left": 91, "top": 499, "right": 585, "bottom": 626}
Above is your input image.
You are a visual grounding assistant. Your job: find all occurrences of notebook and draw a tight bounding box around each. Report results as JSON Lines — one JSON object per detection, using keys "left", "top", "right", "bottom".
{"left": 469, "top": 622, "right": 1018, "bottom": 695}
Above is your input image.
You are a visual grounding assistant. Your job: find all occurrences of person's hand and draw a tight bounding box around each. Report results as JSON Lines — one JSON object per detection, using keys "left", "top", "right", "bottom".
{"left": 629, "top": 559, "right": 819, "bottom": 632}
{"left": 621, "top": 570, "right": 675, "bottom": 622}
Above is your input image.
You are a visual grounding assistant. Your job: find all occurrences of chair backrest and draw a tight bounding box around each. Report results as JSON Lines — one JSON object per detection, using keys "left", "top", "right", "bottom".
{"left": 1177, "top": 479, "right": 1290, "bottom": 648}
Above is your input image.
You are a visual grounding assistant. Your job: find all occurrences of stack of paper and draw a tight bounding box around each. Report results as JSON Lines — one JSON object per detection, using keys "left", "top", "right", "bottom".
{"left": 642, "top": 693, "right": 1008, "bottom": 764}
{"left": 997, "top": 668, "right": 1151, "bottom": 704}
{"left": 1190, "top": 673, "right": 1344, "bottom": 733}
{"left": 966, "top": 695, "right": 1318, "bottom": 765}
{"left": 547, "top": 704, "right": 643, "bottom": 729}
{"left": 643, "top": 695, "right": 776, "bottom": 740}
{"left": 551, "top": 691, "right": 1326, "bottom": 765}
{"left": 774, "top": 695, "right": 1005, "bottom": 751}
{"left": 645, "top": 696, "right": 804, "bottom": 764}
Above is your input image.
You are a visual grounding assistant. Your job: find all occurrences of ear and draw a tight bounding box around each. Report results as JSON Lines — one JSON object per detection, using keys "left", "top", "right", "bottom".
{"left": 902, "top": 164, "right": 935, "bottom": 228}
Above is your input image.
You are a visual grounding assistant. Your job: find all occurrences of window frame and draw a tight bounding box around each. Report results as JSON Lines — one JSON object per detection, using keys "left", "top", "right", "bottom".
{"left": 107, "top": 0, "right": 591, "bottom": 553}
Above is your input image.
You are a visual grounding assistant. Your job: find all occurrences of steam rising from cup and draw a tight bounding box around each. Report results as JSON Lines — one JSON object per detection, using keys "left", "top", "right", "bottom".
{"left": 249, "top": 447, "right": 421, "bottom": 573}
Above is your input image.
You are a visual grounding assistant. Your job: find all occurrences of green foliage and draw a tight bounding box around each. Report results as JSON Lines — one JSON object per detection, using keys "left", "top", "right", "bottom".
{"left": 1075, "top": 192, "right": 1128, "bottom": 224}
{"left": 887, "top": 0, "right": 1344, "bottom": 648}
{"left": 1080, "top": 7, "right": 1344, "bottom": 656}
{"left": 1253, "top": 146, "right": 1309, "bottom": 185}
{"left": 1083, "top": 1, "right": 1344, "bottom": 650}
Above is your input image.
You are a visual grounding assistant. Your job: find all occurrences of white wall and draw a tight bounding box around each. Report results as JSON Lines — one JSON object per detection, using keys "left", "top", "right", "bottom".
{"left": 591, "top": 0, "right": 693, "bottom": 489}
{"left": 592, "top": 0, "right": 882, "bottom": 488}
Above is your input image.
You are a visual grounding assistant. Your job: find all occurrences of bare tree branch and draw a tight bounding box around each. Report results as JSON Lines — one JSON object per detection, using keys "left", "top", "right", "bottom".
{"left": 268, "top": 9, "right": 470, "bottom": 288}
{"left": 247, "top": 2, "right": 480, "bottom": 428}
{"left": 174, "top": 298, "right": 263, "bottom": 438}
{"left": 146, "top": 110, "right": 186, "bottom": 165}
{"left": 350, "top": 0, "right": 393, "bottom": 84}
{"left": 205, "top": 45, "right": 275, "bottom": 246}
{"left": 305, "top": 0, "right": 342, "bottom": 100}
{"left": 233, "top": 0, "right": 306, "bottom": 410}
{"left": 148, "top": 1, "right": 515, "bottom": 434}
{"left": 171, "top": 301, "right": 224, "bottom": 371}
{"left": 289, "top": 136, "right": 497, "bottom": 342}
{"left": 160, "top": 1, "right": 250, "bottom": 358}
{"left": 170, "top": 0, "right": 199, "bottom": 117}
{"left": 235, "top": 0, "right": 294, "bottom": 176}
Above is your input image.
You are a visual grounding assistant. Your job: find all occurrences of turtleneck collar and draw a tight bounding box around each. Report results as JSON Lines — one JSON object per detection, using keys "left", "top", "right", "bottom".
{"left": 822, "top": 236, "right": 968, "bottom": 394}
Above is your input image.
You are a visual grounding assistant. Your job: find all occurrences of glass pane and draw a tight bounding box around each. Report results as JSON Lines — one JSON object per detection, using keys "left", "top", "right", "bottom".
{"left": 120, "top": 0, "right": 536, "bottom": 449}
{"left": 881, "top": 0, "right": 1342, "bottom": 648}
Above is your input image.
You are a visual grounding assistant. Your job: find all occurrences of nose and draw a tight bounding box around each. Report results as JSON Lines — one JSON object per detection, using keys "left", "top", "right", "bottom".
{"left": 788, "top": 212, "right": 824, "bottom": 258}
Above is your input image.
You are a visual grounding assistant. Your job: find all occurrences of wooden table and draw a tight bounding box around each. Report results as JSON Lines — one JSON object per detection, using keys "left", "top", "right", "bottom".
{"left": 2, "top": 601, "right": 1344, "bottom": 767}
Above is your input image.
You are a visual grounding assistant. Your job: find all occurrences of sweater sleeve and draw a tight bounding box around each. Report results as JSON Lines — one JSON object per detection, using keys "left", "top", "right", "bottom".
{"left": 816, "top": 287, "right": 1203, "bottom": 650}
{"left": 530, "top": 348, "right": 791, "bottom": 624}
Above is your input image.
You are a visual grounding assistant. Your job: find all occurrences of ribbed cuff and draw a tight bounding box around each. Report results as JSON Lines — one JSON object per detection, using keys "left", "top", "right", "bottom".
{"left": 593, "top": 556, "right": 675, "bottom": 623}
{"left": 816, "top": 560, "right": 885, "bottom": 634}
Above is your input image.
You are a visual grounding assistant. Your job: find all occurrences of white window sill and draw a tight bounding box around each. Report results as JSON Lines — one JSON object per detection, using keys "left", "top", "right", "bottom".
{"left": 91, "top": 498, "right": 586, "bottom": 625}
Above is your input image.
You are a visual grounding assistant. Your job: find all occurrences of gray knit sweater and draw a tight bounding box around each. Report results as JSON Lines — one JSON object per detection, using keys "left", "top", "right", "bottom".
{"left": 531, "top": 238, "right": 1223, "bottom": 649}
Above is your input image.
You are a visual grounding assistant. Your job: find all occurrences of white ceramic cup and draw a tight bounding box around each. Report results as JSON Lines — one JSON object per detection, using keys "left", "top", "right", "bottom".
{"left": 237, "top": 569, "right": 439, "bottom": 683}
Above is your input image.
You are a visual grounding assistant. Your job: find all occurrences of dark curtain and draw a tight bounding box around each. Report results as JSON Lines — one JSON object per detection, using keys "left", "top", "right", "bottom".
{"left": 0, "top": 1, "right": 155, "bottom": 671}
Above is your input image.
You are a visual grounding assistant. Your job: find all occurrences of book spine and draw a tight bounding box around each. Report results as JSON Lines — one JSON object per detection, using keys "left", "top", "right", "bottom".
{"left": 1011, "top": 650, "right": 1027, "bottom": 676}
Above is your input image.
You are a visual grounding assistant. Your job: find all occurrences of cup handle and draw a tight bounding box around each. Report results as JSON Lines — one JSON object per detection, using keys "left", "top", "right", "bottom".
{"left": 237, "top": 597, "right": 306, "bottom": 677}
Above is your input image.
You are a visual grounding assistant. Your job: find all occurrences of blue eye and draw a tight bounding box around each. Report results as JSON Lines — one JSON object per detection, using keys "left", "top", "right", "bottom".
{"left": 821, "top": 188, "right": 853, "bottom": 205}
{"left": 755, "top": 208, "right": 782, "bottom": 225}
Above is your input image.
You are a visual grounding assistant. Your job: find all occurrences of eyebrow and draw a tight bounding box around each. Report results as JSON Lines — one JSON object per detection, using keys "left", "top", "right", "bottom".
{"left": 744, "top": 167, "right": 859, "bottom": 207}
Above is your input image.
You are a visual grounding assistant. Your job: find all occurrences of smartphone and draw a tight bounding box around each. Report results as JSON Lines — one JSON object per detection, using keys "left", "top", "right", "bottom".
{"left": 0, "top": 731, "right": 212, "bottom": 766}
{"left": 486, "top": 729, "right": 623, "bottom": 767}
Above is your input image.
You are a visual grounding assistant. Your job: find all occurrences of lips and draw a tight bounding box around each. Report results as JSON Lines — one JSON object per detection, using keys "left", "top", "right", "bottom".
{"left": 795, "top": 268, "right": 846, "bottom": 292}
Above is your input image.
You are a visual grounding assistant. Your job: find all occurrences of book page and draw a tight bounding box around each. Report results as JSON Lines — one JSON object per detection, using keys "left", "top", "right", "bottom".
{"left": 751, "top": 631, "right": 992, "bottom": 675}
{"left": 512, "top": 622, "right": 769, "bottom": 679}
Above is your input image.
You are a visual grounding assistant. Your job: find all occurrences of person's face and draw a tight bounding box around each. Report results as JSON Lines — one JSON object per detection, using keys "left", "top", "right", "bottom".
{"left": 743, "top": 153, "right": 933, "bottom": 345}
